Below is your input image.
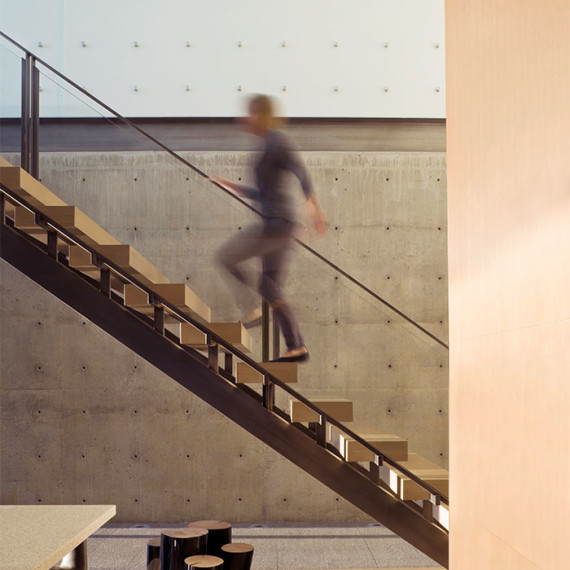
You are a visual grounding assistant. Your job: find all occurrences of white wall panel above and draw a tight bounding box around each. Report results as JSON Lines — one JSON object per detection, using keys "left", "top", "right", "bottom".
{"left": 0, "top": 0, "right": 446, "bottom": 118}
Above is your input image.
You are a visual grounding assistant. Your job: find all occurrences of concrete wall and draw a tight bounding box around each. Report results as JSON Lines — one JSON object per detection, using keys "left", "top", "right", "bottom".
{"left": 447, "top": 0, "right": 570, "bottom": 568}
{"left": 0, "top": 148, "right": 448, "bottom": 521}
{"left": 0, "top": 0, "right": 446, "bottom": 118}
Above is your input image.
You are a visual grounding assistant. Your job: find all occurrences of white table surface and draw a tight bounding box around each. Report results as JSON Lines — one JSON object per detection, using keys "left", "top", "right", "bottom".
{"left": 0, "top": 505, "right": 116, "bottom": 570}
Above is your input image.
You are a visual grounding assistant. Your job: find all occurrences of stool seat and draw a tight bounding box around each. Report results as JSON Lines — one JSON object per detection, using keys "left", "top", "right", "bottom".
{"left": 188, "top": 520, "right": 231, "bottom": 556}
{"left": 147, "top": 536, "right": 161, "bottom": 567}
{"left": 161, "top": 527, "right": 209, "bottom": 570}
{"left": 185, "top": 554, "right": 224, "bottom": 570}
{"left": 220, "top": 543, "right": 254, "bottom": 570}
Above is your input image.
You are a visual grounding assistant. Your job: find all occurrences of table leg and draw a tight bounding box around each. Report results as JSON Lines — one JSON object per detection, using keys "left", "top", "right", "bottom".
{"left": 50, "top": 540, "right": 87, "bottom": 570}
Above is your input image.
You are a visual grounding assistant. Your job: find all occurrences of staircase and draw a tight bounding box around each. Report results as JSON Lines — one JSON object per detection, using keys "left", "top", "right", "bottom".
{"left": 0, "top": 29, "right": 449, "bottom": 567}
{"left": 0, "top": 155, "right": 449, "bottom": 567}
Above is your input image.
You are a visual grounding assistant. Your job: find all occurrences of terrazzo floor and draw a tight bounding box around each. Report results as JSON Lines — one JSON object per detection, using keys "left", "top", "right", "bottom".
{"left": 87, "top": 522, "right": 442, "bottom": 569}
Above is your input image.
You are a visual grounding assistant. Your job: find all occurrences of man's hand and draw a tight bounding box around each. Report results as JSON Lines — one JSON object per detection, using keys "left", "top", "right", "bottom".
{"left": 207, "top": 176, "right": 241, "bottom": 194}
{"left": 306, "top": 195, "right": 328, "bottom": 235}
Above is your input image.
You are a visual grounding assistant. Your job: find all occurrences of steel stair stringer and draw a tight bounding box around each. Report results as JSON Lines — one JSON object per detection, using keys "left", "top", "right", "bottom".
{"left": 0, "top": 223, "right": 449, "bottom": 568}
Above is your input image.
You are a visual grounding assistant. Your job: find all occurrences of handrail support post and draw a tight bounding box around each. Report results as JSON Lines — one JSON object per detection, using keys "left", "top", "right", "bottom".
{"left": 262, "top": 375, "right": 274, "bottom": 411}
{"left": 316, "top": 415, "right": 327, "bottom": 447}
{"left": 208, "top": 338, "right": 219, "bottom": 372}
{"left": 154, "top": 306, "right": 165, "bottom": 336}
{"left": 46, "top": 230, "right": 58, "bottom": 259}
{"left": 20, "top": 55, "right": 31, "bottom": 173}
{"left": 261, "top": 300, "right": 270, "bottom": 361}
{"left": 30, "top": 60, "right": 40, "bottom": 179}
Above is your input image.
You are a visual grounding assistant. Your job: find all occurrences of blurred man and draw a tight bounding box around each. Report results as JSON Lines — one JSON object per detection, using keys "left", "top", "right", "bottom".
{"left": 210, "top": 94, "right": 327, "bottom": 362}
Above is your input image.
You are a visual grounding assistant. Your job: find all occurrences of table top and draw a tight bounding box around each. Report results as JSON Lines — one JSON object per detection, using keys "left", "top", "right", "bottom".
{"left": 0, "top": 505, "right": 116, "bottom": 570}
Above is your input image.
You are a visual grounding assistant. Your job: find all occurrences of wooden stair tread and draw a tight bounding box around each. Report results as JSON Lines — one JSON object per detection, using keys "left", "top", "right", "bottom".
{"left": 0, "top": 166, "right": 68, "bottom": 207}
{"left": 43, "top": 206, "right": 120, "bottom": 248}
{"left": 236, "top": 362, "right": 297, "bottom": 384}
{"left": 124, "top": 283, "right": 211, "bottom": 323}
{"left": 180, "top": 322, "right": 252, "bottom": 353}
{"left": 290, "top": 398, "right": 353, "bottom": 423}
{"left": 96, "top": 245, "right": 170, "bottom": 288}
{"left": 381, "top": 453, "right": 449, "bottom": 500}
{"left": 329, "top": 423, "right": 408, "bottom": 462}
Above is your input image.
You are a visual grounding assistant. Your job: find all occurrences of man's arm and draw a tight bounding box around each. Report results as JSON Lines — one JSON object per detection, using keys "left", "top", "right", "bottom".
{"left": 207, "top": 177, "right": 260, "bottom": 201}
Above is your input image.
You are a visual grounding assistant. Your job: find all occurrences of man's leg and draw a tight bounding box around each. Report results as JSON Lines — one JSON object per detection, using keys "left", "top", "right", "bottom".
{"left": 260, "top": 239, "right": 306, "bottom": 354}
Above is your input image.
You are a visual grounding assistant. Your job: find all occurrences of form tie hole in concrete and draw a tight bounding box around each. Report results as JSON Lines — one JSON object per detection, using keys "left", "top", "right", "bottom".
{"left": 386, "top": 226, "right": 390, "bottom": 230}
{"left": 438, "top": 226, "right": 442, "bottom": 231}
{"left": 82, "top": 365, "right": 86, "bottom": 370}
{"left": 387, "top": 409, "right": 392, "bottom": 414}
{"left": 334, "top": 276, "right": 338, "bottom": 280}
{"left": 283, "top": 498, "right": 287, "bottom": 502}
{"left": 185, "top": 409, "right": 190, "bottom": 414}
{"left": 82, "top": 454, "right": 86, "bottom": 459}
{"left": 38, "top": 499, "right": 42, "bottom": 503}
{"left": 37, "top": 321, "right": 42, "bottom": 326}
{"left": 335, "top": 177, "right": 338, "bottom": 181}
{"left": 37, "top": 410, "right": 42, "bottom": 414}
{"left": 82, "top": 178, "right": 86, "bottom": 182}
{"left": 186, "top": 498, "right": 191, "bottom": 503}
{"left": 82, "top": 499, "right": 86, "bottom": 503}
{"left": 186, "top": 454, "right": 191, "bottom": 459}
{"left": 186, "top": 226, "right": 190, "bottom": 231}
{"left": 335, "top": 497, "right": 340, "bottom": 502}
{"left": 440, "top": 364, "right": 444, "bottom": 368}
{"left": 134, "top": 365, "right": 137, "bottom": 370}
{"left": 134, "top": 177, "right": 138, "bottom": 182}
{"left": 386, "top": 177, "right": 390, "bottom": 182}
{"left": 239, "top": 454, "right": 243, "bottom": 458}
{"left": 334, "top": 319, "right": 338, "bottom": 324}
{"left": 387, "top": 319, "right": 391, "bottom": 324}
{"left": 37, "top": 365, "right": 42, "bottom": 371}
{"left": 134, "top": 454, "right": 138, "bottom": 459}
{"left": 82, "top": 410, "right": 86, "bottom": 415}
{"left": 134, "top": 226, "right": 138, "bottom": 231}
{"left": 134, "top": 409, "right": 138, "bottom": 414}
{"left": 334, "top": 364, "right": 338, "bottom": 368}
{"left": 238, "top": 498, "right": 242, "bottom": 502}
{"left": 334, "top": 226, "right": 338, "bottom": 230}
{"left": 388, "top": 364, "right": 392, "bottom": 368}
{"left": 134, "top": 498, "right": 138, "bottom": 503}
{"left": 37, "top": 454, "right": 42, "bottom": 459}
{"left": 386, "top": 275, "right": 391, "bottom": 280}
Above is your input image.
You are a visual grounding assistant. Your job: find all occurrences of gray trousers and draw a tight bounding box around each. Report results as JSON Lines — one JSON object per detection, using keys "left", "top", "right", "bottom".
{"left": 216, "top": 219, "right": 305, "bottom": 351}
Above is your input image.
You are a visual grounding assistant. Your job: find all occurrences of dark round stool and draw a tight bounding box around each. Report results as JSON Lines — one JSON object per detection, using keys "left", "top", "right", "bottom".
{"left": 187, "top": 520, "right": 232, "bottom": 556}
{"left": 184, "top": 554, "right": 224, "bottom": 570}
{"left": 147, "top": 537, "right": 161, "bottom": 567}
{"left": 161, "top": 528, "right": 209, "bottom": 570}
{"left": 220, "top": 543, "right": 254, "bottom": 570}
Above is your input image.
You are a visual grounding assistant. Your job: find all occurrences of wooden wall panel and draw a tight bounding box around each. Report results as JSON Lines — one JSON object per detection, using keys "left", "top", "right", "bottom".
{"left": 446, "top": 1, "right": 570, "bottom": 569}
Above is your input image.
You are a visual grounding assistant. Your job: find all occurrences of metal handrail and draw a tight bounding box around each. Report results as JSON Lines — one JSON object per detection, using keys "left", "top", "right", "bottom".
{"left": 0, "top": 184, "right": 449, "bottom": 507}
{"left": 0, "top": 29, "right": 449, "bottom": 350}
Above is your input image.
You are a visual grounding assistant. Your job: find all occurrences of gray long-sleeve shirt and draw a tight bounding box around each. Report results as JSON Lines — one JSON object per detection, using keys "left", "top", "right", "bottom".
{"left": 237, "top": 130, "right": 314, "bottom": 222}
